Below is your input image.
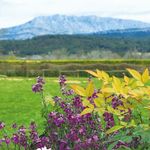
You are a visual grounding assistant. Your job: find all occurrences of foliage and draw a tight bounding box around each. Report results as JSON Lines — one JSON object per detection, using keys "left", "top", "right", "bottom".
{"left": 1, "top": 34, "right": 150, "bottom": 56}
{"left": 0, "top": 59, "right": 150, "bottom": 77}
{"left": 71, "top": 68, "right": 150, "bottom": 149}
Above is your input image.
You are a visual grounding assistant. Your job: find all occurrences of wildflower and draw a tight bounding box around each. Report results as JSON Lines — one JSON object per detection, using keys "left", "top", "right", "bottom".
{"left": 32, "top": 76, "right": 45, "bottom": 93}
{"left": 103, "top": 112, "right": 115, "bottom": 129}
{"left": 11, "top": 134, "right": 19, "bottom": 144}
{"left": 92, "top": 135, "right": 99, "bottom": 142}
{"left": 32, "top": 83, "right": 43, "bottom": 93}
{"left": 0, "top": 122, "right": 5, "bottom": 130}
{"left": 12, "top": 123, "right": 17, "bottom": 129}
{"left": 59, "top": 139, "right": 70, "bottom": 150}
{"left": 4, "top": 136, "right": 11, "bottom": 145}
{"left": 59, "top": 75, "right": 66, "bottom": 87}
{"left": 112, "top": 96, "right": 123, "bottom": 109}
{"left": 37, "top": 146, "right": 51, "bottom": 150}
{"left": 30, "top": 122, "right": 37, "bottom": 130}
{"left": 37, "top": 76, "right": 45, "bottom": 84}
{"left": 53, "top": 96, "right": 61, "bottom": 103}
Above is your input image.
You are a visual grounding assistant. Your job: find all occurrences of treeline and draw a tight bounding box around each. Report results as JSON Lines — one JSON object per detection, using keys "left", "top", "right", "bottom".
{"left": 0, "top": 34, "right": 150, "bottom": 56}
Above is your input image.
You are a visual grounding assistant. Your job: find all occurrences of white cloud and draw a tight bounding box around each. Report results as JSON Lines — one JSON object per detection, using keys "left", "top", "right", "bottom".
{"left": 0, "top": 0, "right": 150, "bottom": 28}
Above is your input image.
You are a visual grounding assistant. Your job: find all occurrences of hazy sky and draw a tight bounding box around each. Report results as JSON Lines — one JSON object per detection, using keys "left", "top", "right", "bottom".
{"left": 1, "top": 0, "right": 150, "bottom": 28}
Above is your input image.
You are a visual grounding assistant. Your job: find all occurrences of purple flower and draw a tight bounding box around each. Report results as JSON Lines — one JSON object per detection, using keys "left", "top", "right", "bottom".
{"left": 30, "top": 122, "right": 37, "bottom": 130}
{"left": 54, "top": 116, "right": 64, "bottom": 127}
{"left": 11, "top": 134, "right": 19, "bottom": 144}
{"left": 59, "top": 139, "right": 70, "bottom": 150}
{"left": 12, "top": 123, "right": 17, "bottom": 129}
{"left": 92, "top": 135, "right": 99, "bottom": 142}
{"left": 0, "top": 122, "right": 5, "bottom": 130}
{"left": 4, "top": 136, "right": 10, "bottom": 145}
{"left": 86, "top": 138, "right": 92, "bottom": 145}
{"left": 0, "top": 139, "right": 2, "bottom": 146}
{"left": 53, "top": 96, "right": 61, "bottom": 103}
{"left": 32, "top": 76, "right": 45, "bottom": 93}
{"left": 59, "top": 75, "right": 67, "bottom": 87}
{"left": 73, "top": 96, "right": 83, "bottom": 108}
{"left": 103, "top": 112, "right": 115, "bottom": 129}
{"left": 112, "top": 96, "right": 123, "bottom": 109}
{"left": 37, "top": 76, "right": 45, "bottom": 84}
{"left": 32, "top": 83, "right": 43, "bottom": 93}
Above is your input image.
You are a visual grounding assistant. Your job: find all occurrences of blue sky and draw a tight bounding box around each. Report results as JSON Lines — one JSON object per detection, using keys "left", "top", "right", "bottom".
{"left": 0, "top": 0, "right": 150, "bottom": 28}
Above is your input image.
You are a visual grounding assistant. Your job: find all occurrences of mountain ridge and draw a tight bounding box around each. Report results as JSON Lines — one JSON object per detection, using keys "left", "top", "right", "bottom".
{"left": 1, "top": 15, "right": 150, "bottom": 40}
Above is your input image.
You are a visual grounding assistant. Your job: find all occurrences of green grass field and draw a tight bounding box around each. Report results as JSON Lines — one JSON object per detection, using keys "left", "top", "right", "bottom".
{"left": 0, "top": 77, "right": 90, "bottom": 133}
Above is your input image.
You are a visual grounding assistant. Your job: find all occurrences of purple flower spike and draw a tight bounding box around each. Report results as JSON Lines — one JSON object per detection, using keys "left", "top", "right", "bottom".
{"left": 32, "top": 76, "right": 45, "bottom": 93}
{"left": 32, "top": 83, "right": 43, "bottom": 93}
{"left": 59, "top": 75, "right": 67, "bottom": 87}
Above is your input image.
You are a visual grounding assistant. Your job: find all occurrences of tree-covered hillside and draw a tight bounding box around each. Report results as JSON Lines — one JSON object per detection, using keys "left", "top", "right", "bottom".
{"left": 0, "top": 34, "right": 150, "bottom": 56}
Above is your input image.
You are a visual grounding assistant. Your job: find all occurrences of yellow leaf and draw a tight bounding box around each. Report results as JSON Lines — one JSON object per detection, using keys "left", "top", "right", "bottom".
{"left": 101, "top": 87, "right": 114, "bottom": 94}
{"left": 127, "top": 120, "right": 136, "bottom": 128}
{"left": 142, "top": 68, "right": 149, "bottom": 83}
{"left": 80, "top": 107, "right": 94, "bottom": 115}
{"left": 135, "top": 81, "right": 144, "bottom": 87}
{"left": 120, "top": 121, "right": 127, "bottom": 126}
{"left": 70, "top": 85, "right": 86, "bottom": 96}
{"left": 101, "top": 71, "right": 110, "bottom": 81}
{"left": 85, "top": 70, "right": 98, "bottom": 77}
{"left": 127, "top": 68, "right": 141, "bottom": 81}
{"left": 107, "top": 106, "right": 122, "bottom": 116}
{"left": 124, "top": 75, "right": 129, "bottom": 85}
{"left": 82, "top": 99, "right": 91, "bottom": 107}
{"left": 96, "top": 69, "right": 103, "bottom": 79}
{"left": 45, "top": 96, "right": 55, "bottom": 106}
{"left": 112, "top": 76, "right": 122, "bottom": 93}
{"left": 140, "top": 124, "right": 150, "bottom": 130}
{"left": 144, "top": 106, "right": 150, "bottom": 111}
{"left": 129, "top": 89, "right": 144, "bottom": 100}
{"left": 86, "top": 81, "right": 94, "bottom": 97}
{"left": 94, "top": 98, "right": 105, "bottom": 107}
{"left": 94, "top": 108, "right": 105, "bottom": 115}
{"left": 123, "top": 103, "right": 134, "bottom": 110}
{"left": 106, "top": 125, "right": 124, "bottom": 134}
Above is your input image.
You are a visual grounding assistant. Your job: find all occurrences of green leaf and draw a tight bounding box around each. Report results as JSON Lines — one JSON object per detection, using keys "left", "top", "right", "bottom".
{"left": 108, "top": 141, "right": 118, "bottom": 150}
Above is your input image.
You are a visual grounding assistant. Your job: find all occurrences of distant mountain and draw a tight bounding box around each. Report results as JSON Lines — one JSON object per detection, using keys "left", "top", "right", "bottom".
{"left": 94, "top": 27, "right": 150, "bottom": 37}
{"left": 1, "top": 15, "right": 150, "bottom": 40}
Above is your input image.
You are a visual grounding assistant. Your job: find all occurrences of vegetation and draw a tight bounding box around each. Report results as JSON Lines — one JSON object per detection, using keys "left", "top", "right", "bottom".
{"left": 1, "top": 34, "right": 150, "bottom": 57}
{"left": 0, "top": 59, "right": 150, "bottom": 77}
{"left": 0, "top": 68, "right": 150, "bottom": 149}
